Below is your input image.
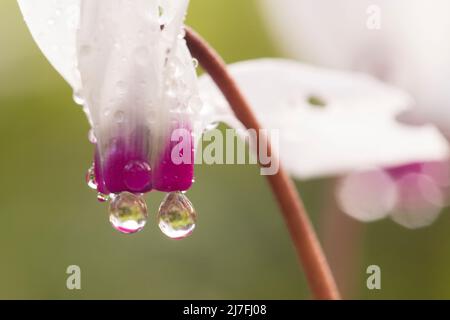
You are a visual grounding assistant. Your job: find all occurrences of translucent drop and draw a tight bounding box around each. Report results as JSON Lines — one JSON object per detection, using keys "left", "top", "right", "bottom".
{"left": 178, "top": 28, "right": 186, "bottom": 39}
{"left": 97, "top": 192, "right": 110, "bottom": 202}
{"left": 114, "top": 110, "right": 125, "bottom": 123}
{"left": 192, "top": 58, "right": 199, "bottom": 68}
{"left": 123, "top": 160, "right": 152, "bottom": 192}
{"left": 88, "top": 129, "right": 97, "bottom": 144}
{"left": 188, "top": 96, "right": 203, "bottom": 113}
{"left": 79, "top": 45, "right": 92, "bottom": 57}
{"left": 158, "top": 192, "right": 197, "bottom": 239}
{"left": 109, "top": 192, "right": 148, "bottom": 234}
{"left": 73, "top": 90, "right": 84, "bottom": 105}
{"left": 205, "top": 121, "right": 219, "bottom": 132}
{"left": 147, "top": 109, "right": 157, "bottom": 124}
{"left": 85, "top": 164, "right": 97, "bottom": 190}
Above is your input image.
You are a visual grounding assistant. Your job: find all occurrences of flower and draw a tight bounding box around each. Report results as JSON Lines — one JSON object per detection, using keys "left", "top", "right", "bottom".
{"left": 199, "top": 60, "right": 449, "bottom": 228}
{"left": 258, "top": 0, "right": 450, "bottom": 227}
{"left": 259, "top": 0, "right": 450, "bottom": 137}
{"left": 18, "top": 0, "right": 207, "bottom": 195}
{"left": 199, "top": 59, "right": 448, "bottom": 179}
{"left": 18, "top": 0, "right": 449, "bottom": 232}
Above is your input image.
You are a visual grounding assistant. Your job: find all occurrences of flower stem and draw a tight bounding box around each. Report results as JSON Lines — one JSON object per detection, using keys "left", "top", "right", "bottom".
{"left": 185, "top": 27, "right": 341, "bottom": 300}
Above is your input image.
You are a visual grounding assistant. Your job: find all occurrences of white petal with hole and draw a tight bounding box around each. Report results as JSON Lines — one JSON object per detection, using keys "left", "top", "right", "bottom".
{"left": 259, "top": 0, "right": 450, "bottom": 139}
{"left": 199, "top": 59, "right": 450, "bottom": 179}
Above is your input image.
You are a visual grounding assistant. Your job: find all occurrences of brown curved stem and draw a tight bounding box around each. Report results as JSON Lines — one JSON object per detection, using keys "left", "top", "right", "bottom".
{"left": 185, "top": 27, "right": 340, "bottom": 300}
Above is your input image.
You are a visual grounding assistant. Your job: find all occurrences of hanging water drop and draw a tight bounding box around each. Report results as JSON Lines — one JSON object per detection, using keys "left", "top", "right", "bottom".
{"left": 123, "top": 160, "right": 152, "bottom": 192}
{"left": 158, "top": 192, "right": 197, "bottom": 239}
{"left": 73, "top": 90, "right": 84, "bottom": 105}
{"left": 205, "top": 121, "right": 219, "bottom": 132}
{"left": 85, "top": 164, "right": 97, "bottom": 190}
{"left": 192, "top": 58, "right": 199, "bottom": 68}
{"left": 97, "top": 192, "right": 110, "bottom": 202}
{"left": 109, "top": 192, "right": 148, "bottom": 234}
{"left": 178, "top": 28, "right": 186, "bottom": 40}
{"left": 88, "top": 129, "right": 97, "bottom": 144}
{"left": 114, "top": 110, "right": 125, "bottom": 123}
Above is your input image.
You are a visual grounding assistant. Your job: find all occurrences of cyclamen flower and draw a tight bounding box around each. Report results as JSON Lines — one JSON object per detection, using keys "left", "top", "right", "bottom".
{"left": 18, "top": 0, "right": 448, "bottom": 236}
{"left": 259, "top": 0, "right": 450, "bottom": 228}
{"left": 19, "top": 0, "right": 205, "bottom": 236}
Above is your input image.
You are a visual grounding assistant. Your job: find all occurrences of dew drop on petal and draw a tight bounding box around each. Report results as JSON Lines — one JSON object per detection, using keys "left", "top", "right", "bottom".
{"left": 86, "top": 164, "right": 97, "bottom": 190}
{"left": 192, "top": 58, "right": 199, "bottom": 68}
{"left": 123, "top": 160, "right": 152, "bottom": 192}
{"left": 188, "top": 96, "right": 203, "bottom": 113}
{"left": 73, "top": 90, "right": 85, "bottom": 105}
{"left": 158, "top": 192, "right": 197, "bottom": 239}
{"left": 88, "top": 129, "right": 97, "bottom": 144}
{"left": 97, "top": 192, "right": 110, "bottom": 202}
{"left": 79, "top": 45, "right": 92, "bottom": 57}
{"left": 109, "top": 192, "right": 148, "bottom": 234}
{"left": 204, "top": 122, "right": 219, "bottom": 132}
{"left": 178, "top": 28, "right": 186, "bottom": 39}
{"left": 114, "top": 110, "right": 125, "bottom": 123}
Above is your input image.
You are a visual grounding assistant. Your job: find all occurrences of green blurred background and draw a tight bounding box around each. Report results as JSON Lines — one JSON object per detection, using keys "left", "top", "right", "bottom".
{"left": 1, "top": 0, "right": 450, "bottom": 299}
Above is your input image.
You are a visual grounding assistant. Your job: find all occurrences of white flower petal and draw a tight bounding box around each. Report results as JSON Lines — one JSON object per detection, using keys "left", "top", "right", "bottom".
{"left": 199, "top": 59, "right": 450, "bottom": 179}
{"left": 259, "top": 0, "right": 450, "bottom": 138}
{"left": 17, "top": 0, "right": 81, "bottom": 89}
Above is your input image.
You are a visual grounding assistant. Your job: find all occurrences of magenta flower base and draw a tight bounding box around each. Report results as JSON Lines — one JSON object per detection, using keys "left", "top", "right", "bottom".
{"left": 94, "top": 129, "right": 194, "bottom": 194}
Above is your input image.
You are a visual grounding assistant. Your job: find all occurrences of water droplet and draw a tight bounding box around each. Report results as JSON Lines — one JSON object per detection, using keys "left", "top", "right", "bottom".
{"left": 88, "top": 129, "right": 97, "bottom": 144}
{"left": 73, "top": 90, "right": 84, "bottom": 105}
{"left": 97, "top": 192, "right": 110, "bottom": 202}
{"left": 114, "top": 110, "right": 125, "bottom": 123}
{"left": 103, "top": 108, "right": 111, "bottom": 117}
{"left": 205, "top": 121, "right": 219, "bottom": 132}
{"left": 158, "top": 192, "right": 197, "bottom": 239}
{"left": 86, "top": 164, "right": 97, "bottom": 190}
{"left": 123, "top": 160, "right": 152, "bottom": 192}
{"left": 109, "top": 192, "right": 148, "bottom": 234}
{"left": 188, "top": 96, "right": 203, "bottom": 113}
{"left": 79, "top": 45, "right": 92, "bottom": 57}
{"left": 147, "top": 109, "right": 157, "bottom": 124}
{"left": 192, "top": 58, "right": 199, "bottom": 68}
{"left": 178, "top": 28, "right": 186, "bottom": 39}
